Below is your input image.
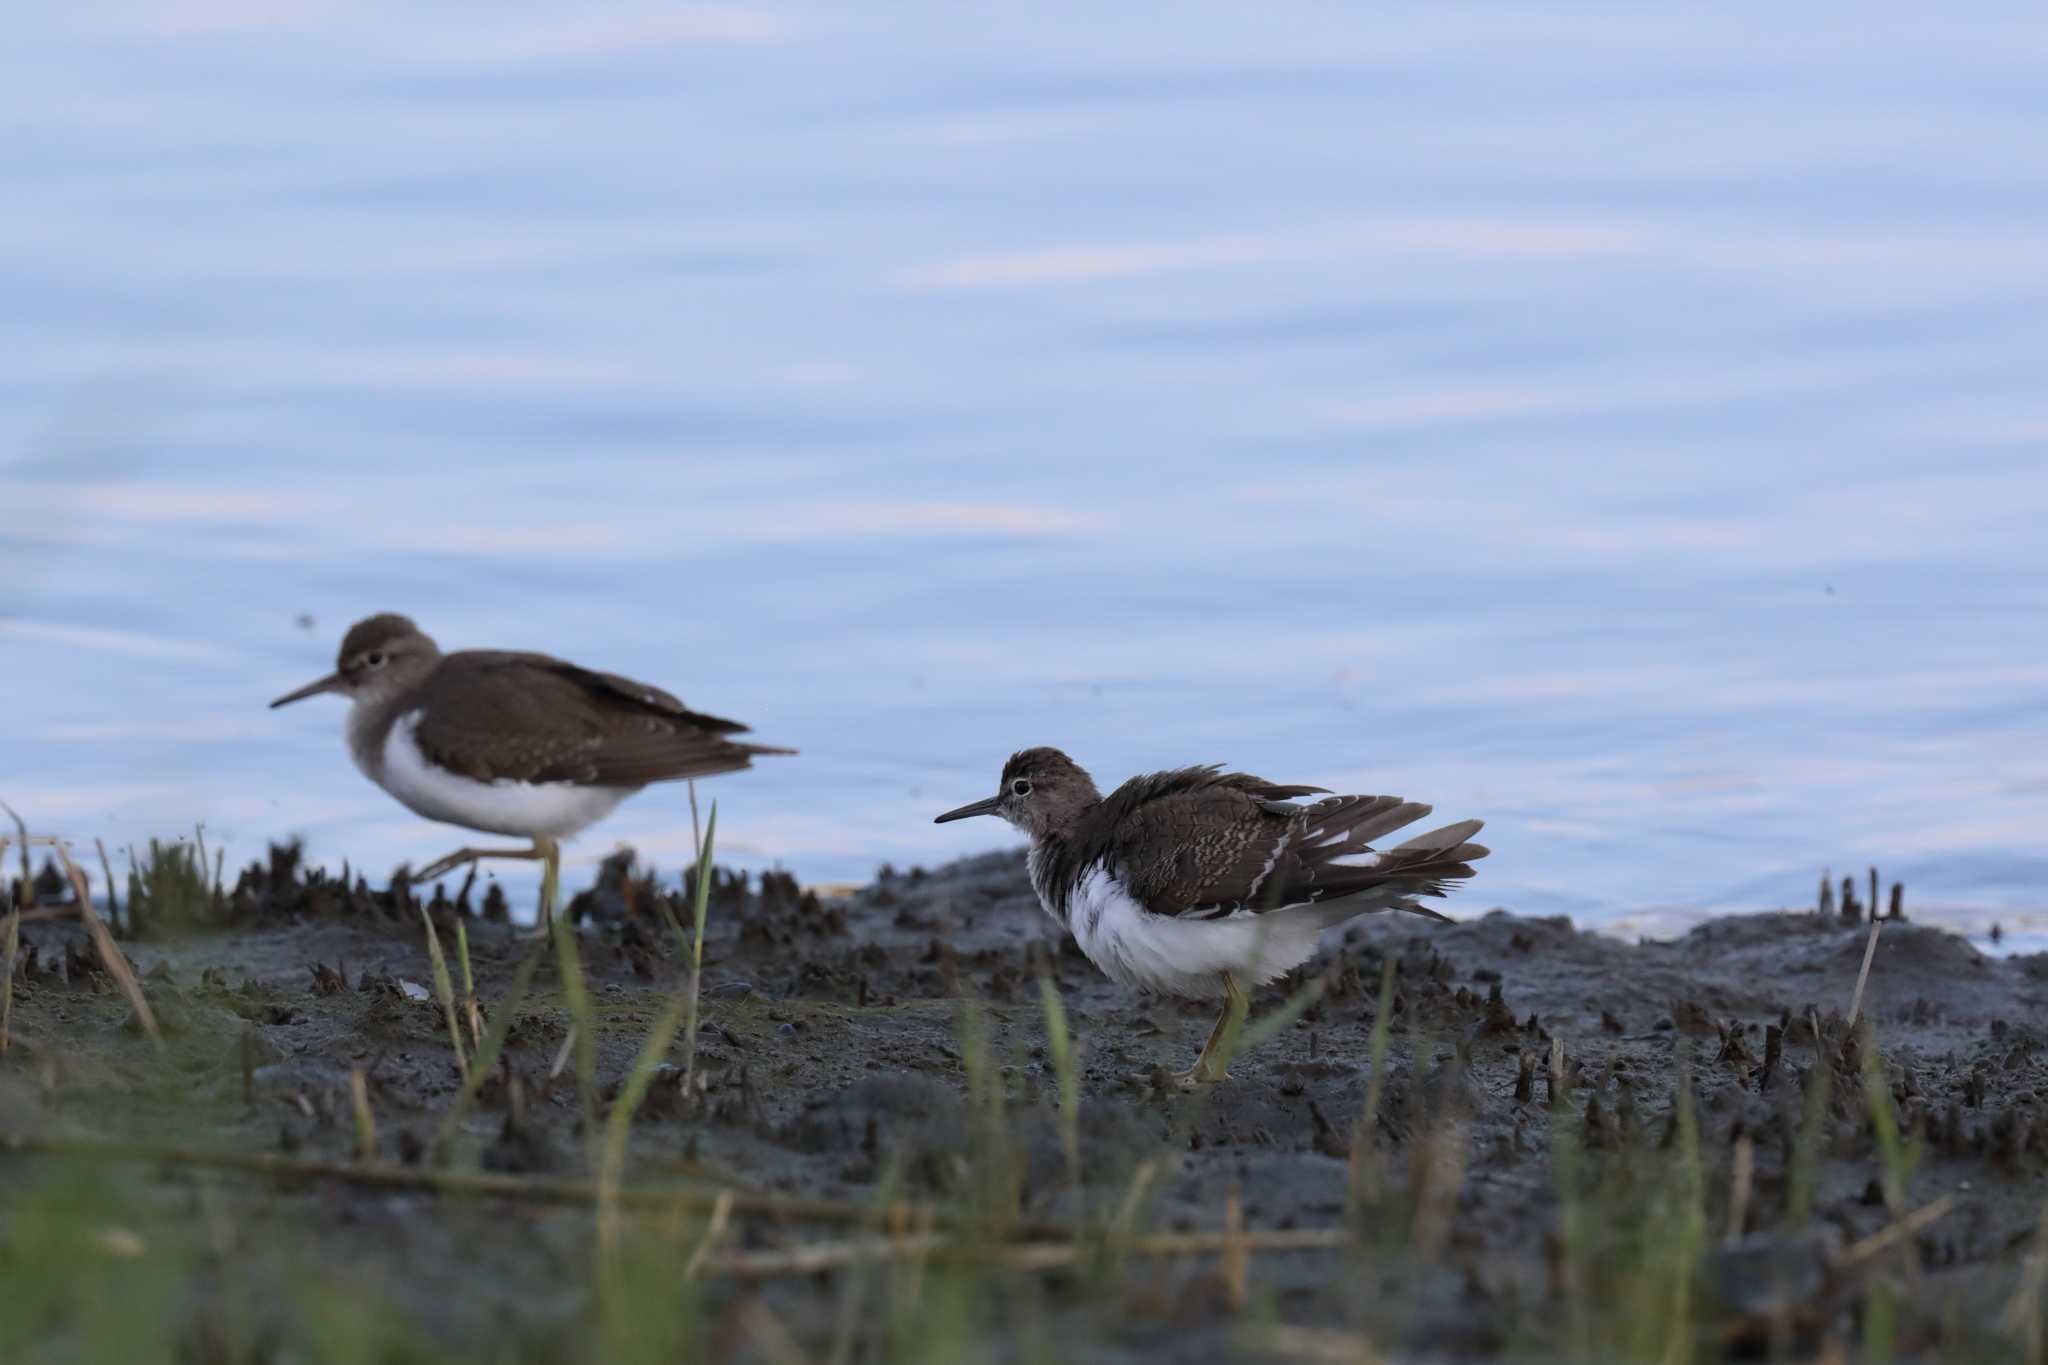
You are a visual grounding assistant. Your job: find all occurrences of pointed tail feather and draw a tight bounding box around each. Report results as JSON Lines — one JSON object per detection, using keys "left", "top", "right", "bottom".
{"left": 1390, "top": 818, "right": 1484, "bottom": 854}
{"left": 1304, "top": 816, "right": 1489, "bottom": 922}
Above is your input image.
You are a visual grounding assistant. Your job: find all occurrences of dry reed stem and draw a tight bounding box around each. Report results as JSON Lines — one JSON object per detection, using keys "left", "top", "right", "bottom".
{"left": 1242, "top": 1325, "right": 1384, "bottom": 1364}
{"left": 2, "top": 804, "right": 30, "bottom": 906}
{"left": 1830, "top": 1194, "right": 1954, "bottom": 1271}
{"left": 1, "top": 901, "right": 17, "bottom": 1054}
{"left": 416, "top": 906, "right": 469, "bottom": 1080}
{"left": 0, "top": 1132, "right": 1068, "bottom": 1237}
{"left": 700, "top": 1224, "right": 1351, "bottom": 1279}
{"left": 682, "top": 1190, "right": 736, "bottom": 1280}
{"left": 8, "top": 905, "right": 86, "bottom": 924}
{"left": 95, "top": 838, "right": 119, "bottom": 931}
{"left": 1108, "top": 1157, "right": 1161, "bottom": 1248}
{"left": 55, "top": 843, "right": 159, "bottom": 1045}
{"left": 1846, "top": 914, "right": 1883, "bottom": 1029}
{"left": 1726, "top": 1135, "right": 1754, "bottom": 1244}
{"left": 1220, "top": 1183, "right": 1248, "bottom": 1310}
{"left": 454, "top": 919, "right": 481, "bottom": 1050}
{"left": 349, "top": 1067, "right": 377, "bottom": 1160}
{"left": 5, "top": 1120, "right": 1358, "bottom": 1284}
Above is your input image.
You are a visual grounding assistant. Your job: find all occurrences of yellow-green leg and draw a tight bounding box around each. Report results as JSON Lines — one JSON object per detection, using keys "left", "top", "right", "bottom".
{"left": 408, "top": 836, "right": 561, "bottom": 938}
{"left": 1174, "top": 972, "right": 1250, "bottom": 1088}
{"left": 529, "top": 836, "right": 562, "bottom": 940}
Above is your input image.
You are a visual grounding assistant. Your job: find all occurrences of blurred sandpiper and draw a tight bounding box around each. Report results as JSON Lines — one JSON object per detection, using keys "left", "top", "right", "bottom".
{"left": 936, "top": 748, "right": 1486, "bottom": 1085}
{"left": 271, "top": 613, "right": 792, "bottom": 931}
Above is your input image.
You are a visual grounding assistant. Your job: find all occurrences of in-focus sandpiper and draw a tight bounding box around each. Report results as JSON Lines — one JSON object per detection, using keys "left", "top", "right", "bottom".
{"left": 936, "top": 747, "right": 1486, "bottom": 1085}
{"left": 271, "top": 613, "right": 791, "bottom": 930}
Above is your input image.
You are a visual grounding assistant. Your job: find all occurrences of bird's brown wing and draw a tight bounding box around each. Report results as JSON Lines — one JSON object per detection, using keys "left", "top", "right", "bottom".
{"left": 540, "top": 659, "right": 753, "bottom": 734}
{"left": 411, "top": 651, "right": 790, "bottom": 788}
{"left": 1102, "top": 770, "right": 1482, "bottom": 920}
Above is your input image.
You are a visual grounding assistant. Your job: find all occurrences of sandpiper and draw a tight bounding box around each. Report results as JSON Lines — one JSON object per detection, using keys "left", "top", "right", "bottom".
{"left": 271, "top": 613, "right": 791, "bottom": 930}
{"left": 936, "top": 748, "right": 1487, "bottom": 1085}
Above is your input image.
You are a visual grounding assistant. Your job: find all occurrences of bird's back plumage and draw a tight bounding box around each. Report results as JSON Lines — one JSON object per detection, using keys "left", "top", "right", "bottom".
{"left": 1037, "top": 765, "right": 1487, "bottom": 929}
{"left": 406, "top": 650, "right": 789, "bottom": 789}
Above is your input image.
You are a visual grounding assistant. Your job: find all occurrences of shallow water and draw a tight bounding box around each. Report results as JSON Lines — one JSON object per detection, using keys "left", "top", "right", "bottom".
{"left": 5, "top": 3, "right": 2046, "bottom": 943}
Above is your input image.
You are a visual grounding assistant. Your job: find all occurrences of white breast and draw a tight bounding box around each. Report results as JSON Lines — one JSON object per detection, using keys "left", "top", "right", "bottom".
{"left": 1061, "top": 866, "right": 1331, "bottom": 1001}
{"left": 363, "top": 708, "right": 632, "bottom": 840}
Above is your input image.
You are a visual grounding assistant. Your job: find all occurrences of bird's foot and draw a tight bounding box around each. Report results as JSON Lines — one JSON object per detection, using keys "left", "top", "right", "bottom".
{"left": 1145, "top": 1059, "right": 1230, "bottom": 1091}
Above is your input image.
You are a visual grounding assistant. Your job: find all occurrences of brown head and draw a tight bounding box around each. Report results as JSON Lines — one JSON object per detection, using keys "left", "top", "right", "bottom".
{"left": 269, "top": 613, "right": 442, "bottom": 710}
{"left": 933, "top": 746, "right": 1101, "bottom": 839}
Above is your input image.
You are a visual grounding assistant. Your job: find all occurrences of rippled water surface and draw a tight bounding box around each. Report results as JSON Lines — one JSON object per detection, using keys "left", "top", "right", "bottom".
{"left": 5, "top": 4, "right": 2046, "bottom": 943}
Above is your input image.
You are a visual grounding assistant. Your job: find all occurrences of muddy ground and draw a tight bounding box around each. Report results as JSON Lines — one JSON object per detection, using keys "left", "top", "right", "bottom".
{"left": 5, "top": 844, "right": 2048, "bottom": 1362}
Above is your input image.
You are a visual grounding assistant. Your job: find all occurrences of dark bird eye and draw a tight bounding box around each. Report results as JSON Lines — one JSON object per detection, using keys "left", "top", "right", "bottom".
{"left": 1011, "top": 779, "right": 1032, "bottom": 796}
{"left": 365, "top": 651, "right": 387, "bottom": 668}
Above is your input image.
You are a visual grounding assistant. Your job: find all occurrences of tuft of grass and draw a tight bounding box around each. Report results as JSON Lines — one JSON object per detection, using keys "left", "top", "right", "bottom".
{"left": 454, "top": 918, "right": 481, "bottom": 1050}
{"left": 1035, "top": 971, "right": 1081, "bottom": 1209}
{"left": 348, "top": 1067, "right": 377, "bottom": 1160}
{"left": 417, "top": 905, "right": 469, "bottom": 1080}
{"left": 54, "top": 841, "right": 160, "bottom": 1046}
{"left": 130, "top": 835, "right": 214, "bottom": 932}
{"left": 826, "top": 1165, "right": 909, "bottom": 1365}
{"left": 1854, "top": 1016, "right": 1923, "bottom": 1363}
{"left": 2, "top": 890, "right": 16, "bottom": 1055}
{"left": 953, "top": 994, "right": 1020, "bottom": 1239}
{"left": 1785, "top": 1044, "right": 1833, "bottom": 1229}
{"left": 431, "top": 935, "right": 549, "bottom": 1159}
{"left": 678, "top": 805, "right": 718, "bottom": 1093}
{"left": 94, "top": 838, "right": 120, "bottom": 933}
{"left": 1999, "top": 1202, "right": 2048, "bottom": 1361}
{"left": 592, "top": 1211, "right": 708, "bottom": 1365}
{"left": 597, "top": 807, "right": 717, "bottom": 1257}
{"left": 1347, "top": 955, "right": 1398, "bottom": 1213}
{"left": 0, "top": 1161, "right": 186, "bottom": 1364}
{"left": 1858, "top": 1020, "right": 1922, "bottom": 1217}
{"left": 1541, "top": 1074, "right": 1714, "bottom": 1364}
{"left": 1660, "top": 1068, "right": 1708, "bottom": 1364}
{"left": 550, "top": 891, "right": 599, "bottom": 1145}
{"left": 1232, "top": 972, "right": 1327, "bottom": 1061}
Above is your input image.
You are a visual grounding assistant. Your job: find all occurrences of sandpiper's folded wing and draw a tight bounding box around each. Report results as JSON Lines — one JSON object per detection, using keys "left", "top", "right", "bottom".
{"left": 412, "top": 651, "right": 791, "bottom": 788}
{"left": 1096, "top": 768, "right": 1486, "bottom": 920}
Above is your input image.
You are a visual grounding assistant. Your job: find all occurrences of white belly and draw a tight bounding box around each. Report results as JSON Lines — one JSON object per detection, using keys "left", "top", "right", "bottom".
{"left": 1060, "top": 866, "right": 1329, "bottom": 1001}
{"left": 360, "top": 708, "right": 632, "bottom": 839}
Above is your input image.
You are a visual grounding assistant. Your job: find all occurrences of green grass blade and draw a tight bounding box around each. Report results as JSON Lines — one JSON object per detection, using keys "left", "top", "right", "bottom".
{"left": 418, "top": 905, "right": 468, "bottom": 1079}
{"left": 1232, "top": 973, "right": 1327, "bottom": 1059}
{"left": 1786, "top": 1046, "right": 1832, "bottom": 1228}
{"left": 551, "top": 900, "right": 599, "bottom": 1149}
{"left": 1349, "top": 956, "right": 1397, "bottom": 1213}
{"left": 1036, "top": 973, "right": 1081, "bottom": 1210}
{"left": 432, "top": 935, "right": 548, "bottom": 1160}
{"left": 600, "top": 808, "right": 716, "bottom": 1254}
{"left": 679, "top": 805, "right": 718, "bottom": 1092}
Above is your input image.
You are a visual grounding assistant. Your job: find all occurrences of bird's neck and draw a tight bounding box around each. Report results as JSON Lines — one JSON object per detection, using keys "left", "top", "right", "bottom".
{"left": 1024, "top": 807, "right": 1097, "bottom": 924}
{"left": 344, "top": 693, "right": 405, "bottom": 782}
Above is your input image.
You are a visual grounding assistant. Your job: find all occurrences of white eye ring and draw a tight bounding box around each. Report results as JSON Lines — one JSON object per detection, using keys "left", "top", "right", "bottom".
{"left": 365, "top": 651, "right": 387, "bottom": 668}
{"left": 1011, "top": 778, "right": 1032, "bottom": 796}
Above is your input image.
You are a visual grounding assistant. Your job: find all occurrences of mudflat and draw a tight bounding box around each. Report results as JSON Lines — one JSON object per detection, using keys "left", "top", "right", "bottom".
{"left": 4, "top": 844, "right": 2046, "bottom": 1361}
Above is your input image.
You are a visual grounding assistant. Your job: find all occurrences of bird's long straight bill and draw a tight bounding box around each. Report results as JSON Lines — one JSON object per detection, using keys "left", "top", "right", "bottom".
{"left": 933, "top": 795, "right": 1001, "bottom": 823}
{"left": 270, "top": 672, "right": 347, "bottom": 708}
